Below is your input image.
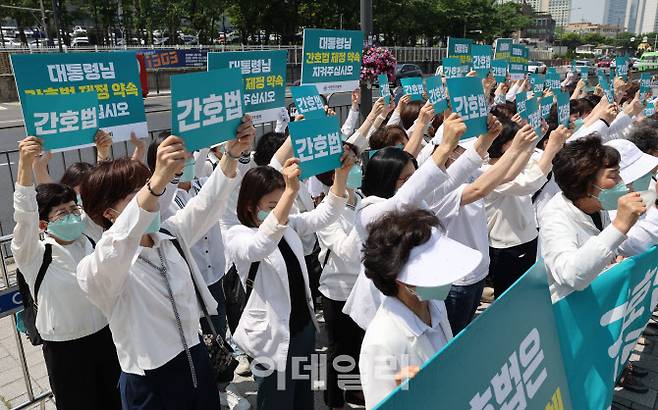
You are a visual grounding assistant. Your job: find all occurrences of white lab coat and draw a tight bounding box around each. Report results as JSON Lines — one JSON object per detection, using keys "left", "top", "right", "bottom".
{"left": 225, "top": 192, "right": 347, "bottom": 371}
{"left": 359, "top": 296, "right": 453, "bottom": 409}
{"left": 539, "top": 193, "right": 658, "bottom": 302}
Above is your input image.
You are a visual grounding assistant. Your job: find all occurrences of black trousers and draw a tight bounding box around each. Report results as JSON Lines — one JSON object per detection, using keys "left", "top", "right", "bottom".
{"left": 444, "top": 278, "right": 486, "bottom": 335}
{"left": 42, "top": 326, "right": 121, "bottom": 410}
{"left": 119, "top": 342, "right": 219, "bottom": 410}
{"left": 321, "top": 295, "right": 365, "bottom": 408}
{"left": 489, "top": 237, "right": 538, "bottom": 299}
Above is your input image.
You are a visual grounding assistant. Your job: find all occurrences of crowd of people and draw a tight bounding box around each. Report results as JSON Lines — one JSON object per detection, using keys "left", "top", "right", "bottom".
{"left": 10, "top": 64, "right": 658, "bottom": 410}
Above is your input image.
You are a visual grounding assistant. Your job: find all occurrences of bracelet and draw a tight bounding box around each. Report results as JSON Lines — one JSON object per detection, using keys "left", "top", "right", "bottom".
{"left": 146, "top": 180, "right": 166, "bottom": 197}
{"left": 225, "top": 150, "right": 242, "bottom": 160}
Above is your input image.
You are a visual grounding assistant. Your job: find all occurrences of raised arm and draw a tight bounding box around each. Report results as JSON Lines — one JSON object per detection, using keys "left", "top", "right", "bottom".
{"left": 130, "top": 132, "right": 147, "bottom": 164}
{"left": 404, "top": 101, "right": 434, "bottom": 158}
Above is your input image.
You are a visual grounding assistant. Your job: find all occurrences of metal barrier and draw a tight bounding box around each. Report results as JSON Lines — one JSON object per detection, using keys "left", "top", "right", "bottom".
{"left": 0, "top": 234, "right": 53, "bottom": 409}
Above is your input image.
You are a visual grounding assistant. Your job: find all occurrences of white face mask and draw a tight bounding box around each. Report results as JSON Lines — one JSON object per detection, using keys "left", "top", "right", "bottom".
{"left": 406, "top": 283, "right": 452, "bottom": 301}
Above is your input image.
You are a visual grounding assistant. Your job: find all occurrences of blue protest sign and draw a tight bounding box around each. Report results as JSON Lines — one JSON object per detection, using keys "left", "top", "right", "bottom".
{"left": 11, "top": 51, "right": 147, "bottom": 143}
{"left": 377, "top": 261, "right": 573, "bottom": 410}
{"left": 207, "top": 50, "right": 287, "bottom": 124}
{"left": 516, "top": 94, "right": 529, "bottom": 120}
{"left": 22, "top": 93, "right": 99, "bottom": 151}
{"left": 529, "top": 74, "right": 545, "bottom": 94}
{"left": 494, "top": 38, "right": 513, "bottom": 61}
{"left": 301, "top": 28, "right": 363, "bottom": 93}
{"left": 288, "top": 116, "right": 343, "bottom": 179}
{"left": 443, "top": 57, "right": 469, "bottom": 79}
{"left": 526, "top": 97, "right": 543, "bottom": 137}
{"left": 553, "top": 247, "right": 658, "bottom": 410}
{"left": 645, "top": 101, "right": 656, "bottom": 117}
{"left": 425, "top": 75, "right": 448, "bottom": 114}
{"left": 598, "top": 72, "right": 615, "bottom": 103}
{"left": 446, "top": 77, "right": 488, "bottom": 139}
{"left": 0, "top": 287, "right": 23, "bottom": 319}
{"left": 556, "top": 91, "right": 570, "bottom": 127}
{"left": 139, "top": 49, "right": 208, "bottom": 69}
{"left": 378, "top": 74, "right": 392, "bottom": 105}
{"left": 491, "top": 60, "right": 508, "bottom": 83}
{"left": 447, "top": 37, "right": 473, "bottom": 66}
{"left": 509, "top": 44, "right": 528, "bottom": 80}
{"left": 545, "top": 70, "right": 561, "bottom": 92}
{"left": 616, "top": 57, "right": 629, "bottom": 80}
{"left": 471, "top": 44, "right": 492, "bottom": 79}
{"left": 541, "top": 96, "right": 553, "bottom": 120}
{"left": 291, "top": 85, "right": 326, "bottom": 119}
{"left": 640, "top": 73, "right": 652, "bottom": 103}
{"left": 400, "top": 77, "right": 424, "bottom": 101}
{"left": 171, "top": 68, "right": 243, "bottom": 151}
{"left": 579, "top": 67, "right": 589, "bottom": 84}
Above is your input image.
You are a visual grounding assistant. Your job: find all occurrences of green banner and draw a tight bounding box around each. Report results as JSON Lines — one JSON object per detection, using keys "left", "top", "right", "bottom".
{"left": 288, "top": 116, "right": 343, "bottom": 179}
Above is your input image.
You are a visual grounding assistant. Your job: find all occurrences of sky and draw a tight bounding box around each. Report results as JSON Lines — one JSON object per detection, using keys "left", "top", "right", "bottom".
{"left": 569, "top": 0, "right": 607, "bottom": 24}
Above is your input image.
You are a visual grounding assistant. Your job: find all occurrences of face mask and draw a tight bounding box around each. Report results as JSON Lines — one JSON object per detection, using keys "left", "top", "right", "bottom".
{"left": 257, "top": 209, "right": 270, "bottom": 222}
{"left": 632, "top": 173, "right": 654, "bottom": 192}
{"left": 573, "top": 118, "right": 585, "bottom": 131}
{"left": 594, "top": 182, "right": 629, "bottom": 210}
{"left": 46, "top": 213, "right": 85, "bottom": 241}
{"left": 180, "top": 158, "right": 195, "bottom": 183}
{"left": 415, "top": 284, "right": 453, "bottom": 301}
{"left": 145, "top": 211, "right": 161, "bottom": 234}
{"left": 346, "top": 165, "right": 363, "bottom": 189}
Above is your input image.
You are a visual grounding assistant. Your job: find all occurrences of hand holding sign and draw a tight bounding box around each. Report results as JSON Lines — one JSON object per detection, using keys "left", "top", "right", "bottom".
{"left": 510, "top": 124, "right": 536, "bottom": 152}
{"left": 332, "top": 144, "right": 358, "bottom": 197}
{"left": 18, "top": 136, "right": 43, "bottom": 168}
{"left": 282, "top": 158, "right": 302, "bottom": 194}
{"left": 153, "top": 135, "right": 187, "bottom": 186}
{"left": 418, "top": 101, "right": 436, "bottom": 127}
{"left": 225, "top": 114, "right": 256, "bottom": 158}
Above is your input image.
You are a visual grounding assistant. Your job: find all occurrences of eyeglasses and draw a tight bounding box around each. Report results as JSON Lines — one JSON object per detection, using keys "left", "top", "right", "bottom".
{"left": 49, "top": 205, "right": 82, "bottom": 222}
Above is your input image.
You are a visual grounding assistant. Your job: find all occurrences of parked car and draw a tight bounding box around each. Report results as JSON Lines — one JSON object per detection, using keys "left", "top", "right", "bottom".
{"left": 527, "top": 60, "right": 547, "bottom": 73}
{"left": 71, "top": 37, "right": 89, "bottom": 47}
{"left": 395, "top": 63, "right": 423, "bottom": 84}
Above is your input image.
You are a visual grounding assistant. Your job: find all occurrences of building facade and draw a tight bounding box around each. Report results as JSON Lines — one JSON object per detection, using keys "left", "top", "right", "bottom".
{"left": 625, "top": 0, "right": 658, "bottom": 33}
{"left": 564, "top": 22, "right": 624, "bottom": 37}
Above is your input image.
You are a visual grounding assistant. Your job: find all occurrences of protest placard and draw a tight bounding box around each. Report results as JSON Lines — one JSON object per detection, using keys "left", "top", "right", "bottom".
{"left": 288, "top": 116, "right": 343, "bottom": 179}
{"left": 425, "top": 76, "right": 448, "bottom": 114}
{"left": 207, "top": 50, "right": 287, "bottom": 124}
{"left": 446, "top": 77, "right": 488, "bottom": 139}
{"left": 171, "top": 68, "right": 243, "bottom": 151}
{"left": 291, "top": 85, "right": 326, "bottom": 119}
{"left": 12, "top": 51, "right": 147, "bottom": 148}
{"left": 301, "top": 28, "right": 363, "bottom": 93}
{"left": 400, "top": 77, "right": 425, "bottom": 101}
{"left": 471, "top": 44, "right": 492, "bottom": 79}
{"left": 22, "top": 93, "right": 99, "bottom": 151}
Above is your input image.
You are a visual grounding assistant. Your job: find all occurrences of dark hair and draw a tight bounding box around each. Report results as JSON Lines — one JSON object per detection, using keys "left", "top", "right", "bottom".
{"left": 147, "top": 133, "right": 168, "bottom": 172}
{"left": 362, "top": 147, "right": 416, "bottom": 199}
{"left": 553, "top": 134, "right": 621, "bottom": 201}
{"left": 254, "top": 132, "right": 286, "bottom": 166}
{"left": 236, "top": 166, "right": 285, "bottom": 227}
{"left": 400, "top": 100, "right": 424, "bottom": 130}
{"left": 570, "top": 99, "right": 587, "bottom": 117}
{"left": 488, "top": 120, "right": 519, "bottom": 159}
{"left": 36, "top": 183, "right": 77, "bottom": 221}
{"left": 369, "top": 125, "right": 408, "bottom": 150}
{"left": 314, "top": 142, "right": 360, "bottom": 187}
{"left": 620, "top": 82, "right": 640, "bottom": 105}
{"left": 578, "top": 97, "right": 597, "bottom": 115}
{"left": 362, "top": 209, "right": 439, "bottom": 296}
{"left": 81, "top": 158, "right": 152, "bottom": 229}
{"left": 491, "top": 101, "right": 517, "bottom": 122}
{"left": 60, "top": 162, "right": 94, "bottom": 189}
{"left": 628, "top": 124, "right": 658, "bottom": 154}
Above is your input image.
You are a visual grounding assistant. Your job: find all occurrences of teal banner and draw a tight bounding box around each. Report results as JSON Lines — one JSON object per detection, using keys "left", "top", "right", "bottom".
{"left": 598, "top": 72, "right": 615, "bottom": 103}
{"left": 11, "top": 51, "right": 147, "bottom": 144}
{"left": 556, "top": 91, "right": 570, "bottom": 127}
{"left": 301, "top": 28, "right": 363, "bottom": 93}
{"left": 491, "top": 60, "right": 508, "bottom": 83}
{"left": 516, "top": 94, "right": 529, "bottom": 120}
{"left": 471, "top": 44, "right": 492, "bottom": 79}
{"left": 530, "top": 74, "right": 545, "bottom": 95}
{"left": 171, "top": 68, "right": 243, "bottom": 151}
{"left": 616, "top": 57, "right": 629, "bottom": 80}
{"left": 579, "top": 67, "right": 589, "bottom": 84}
{"left": 207, "top": 50, "right": 287, "bottom": 124}
{"left": 443, "top": 57, "right": 469, "bottom": 79}
{"left": 378, "top": 74, "right": 392, "bottom": 105}
{"left": 645, "top": 101, "right": 656, "bottom": 117}
{"left": 426, "top": 75, "right": 448, "bottom": 114}
{"left": 640, "top": 73, "right": 652, "bottom": 103}
{"left": 447, "top": 37, "right": 473, "bottom": 67}
{"left": 526, "top": 97, "right": 542, "bottom": 137}
{"left": 541, "top": 96, "right": 553, "bottom": 120}
{"left": 291, "top": 85, "right": 326, "bottom": 119}
{"left": 377, "top": 261, "right": 573, "bottom": 410}
{"left": 22, "top": 93, "right": 99, "bottom": 151}
{"left": 400, "top": 77, "right": 424, "bottom": 101}
{"left": 494, "top": 38, "right": 513, "bottom": 61}
{"left": 446, "top": 77, "right": 488, "bottom": 139}
{"left": 553, "top": 247, "right": 658, "bottom": 410}
{"left": 509, "top": 44, "right": 528, "bottom": 80}
{"left": 545, "top": 69, "right": 561, "bottom": 92}
{"left": 288, "top": 116, "right": 343, "bottom": 179}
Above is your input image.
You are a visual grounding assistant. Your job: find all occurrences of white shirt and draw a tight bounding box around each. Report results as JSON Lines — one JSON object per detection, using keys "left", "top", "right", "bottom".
{"left": 77, "top": 166, "right": 236, "bottom": 375}
{"left": 484, "top": 161, "right": 547, "bottom": 248}
{"left": 11, "top": 184, "right": 107, "bottom": 342}
{"left": 539, "top": 193, "right": 658, "bottom": 302}
{"left": 226, "top": 192, "right": 347, "bottom": 371}
{"left": 341, "top": 108, "right": 360, "bottom": 137}
{"left": 316, "top": 195, "right": 362, "bottom": 301}
{"left": 359, "top": 296, "right": 452, "bottom": 409}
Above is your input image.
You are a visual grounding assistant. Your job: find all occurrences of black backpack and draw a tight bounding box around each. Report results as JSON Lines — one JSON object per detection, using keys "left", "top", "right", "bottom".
{"left": 16, "top": 236, "right": 95, "bottom": 346}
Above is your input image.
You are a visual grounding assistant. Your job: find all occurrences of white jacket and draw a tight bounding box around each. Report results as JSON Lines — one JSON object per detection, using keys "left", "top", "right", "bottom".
{"left": 539, "top": 193, "right": 658, "bottom": 302}
{"left": 226, "top": 192, "right": 347, "bottom": 371}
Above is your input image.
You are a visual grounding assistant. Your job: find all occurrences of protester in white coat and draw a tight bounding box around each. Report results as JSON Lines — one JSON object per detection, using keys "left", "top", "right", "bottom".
{"left": 225, "top": 149, "right": 354, "bottom": 410}
{"left": 358, "top": 209, "right": 482, "bottom": 409}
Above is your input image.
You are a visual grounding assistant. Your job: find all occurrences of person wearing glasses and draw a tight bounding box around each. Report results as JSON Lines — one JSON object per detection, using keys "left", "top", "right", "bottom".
{"left": 11, "top": 136, "right": 121, "bottom": 409}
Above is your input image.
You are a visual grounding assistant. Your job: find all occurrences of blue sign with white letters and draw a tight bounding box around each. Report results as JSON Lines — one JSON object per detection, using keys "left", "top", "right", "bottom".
{"left": 0, "top": 287, "right": 23, "bottom": 318}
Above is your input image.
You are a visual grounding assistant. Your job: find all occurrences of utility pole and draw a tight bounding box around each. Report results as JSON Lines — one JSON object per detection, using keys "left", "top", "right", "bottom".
{"left": 360, "top": 0, "right": 373, "bottom": 121}
{"left": 51, "top": 0, "right": 63, "bottom": 51}
{"left": 39, "top": 0, "right": 51, "bottom": 47}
